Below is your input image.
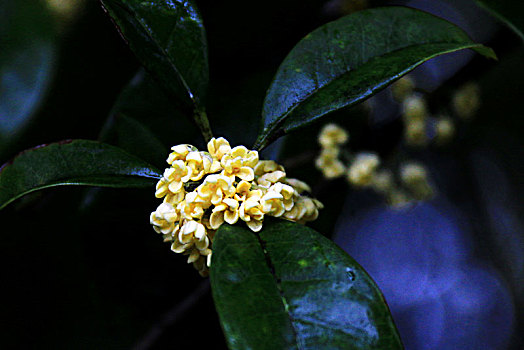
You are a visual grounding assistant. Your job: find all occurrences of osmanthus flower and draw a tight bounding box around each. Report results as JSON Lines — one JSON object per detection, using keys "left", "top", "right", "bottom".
{"left": 391, "top": 75, "right": 415, "bottom": 102}
{"left": 150, "top": 137, "right": 323, "bottom": 276}
{"left": 167, "top": 144, "right": 197, "bottom": 164}
{"left": 150, "top": 202, "right": 179, "bottom": 240}
{"left": 210, "top": 198, "right": 240, "bottom": 229}
{"left": 347, "top": 152, "right": 380, "bottom": 187}
{"left": 186, "top": 151, "right": 214, "bottom": 181}
{"left": 452, "top": 82, "right": 480, "bottom": 120}
{"left": 315, "top": 128, "right": 348, "bottom": 179}
{"left": 238, "top": 189, "right": 265, "bottom": 232}
{"left": 402, "top": 94, "right": 428, "bottom": 122}
{"left": 207, "top": 137, "right": 231, "bottom": 161}
{"left": 197, "top": 174, "right": 235, "bottom": 205}
{"left": 177, "top": 191, "right": 210, "bottom": 220}
{"left": 399, "top": 162, "right": 434, "bottom": 200}
{"left": 318, "top": 123, "right": 349, "bottom": 148}
{"left": 220, "top": 146, "right": 259, "bottom": 181}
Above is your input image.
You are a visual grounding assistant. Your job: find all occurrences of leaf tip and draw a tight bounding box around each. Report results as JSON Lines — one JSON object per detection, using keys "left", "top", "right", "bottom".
{"left": 475, "top": 45, "right": 498, "bottom": 60}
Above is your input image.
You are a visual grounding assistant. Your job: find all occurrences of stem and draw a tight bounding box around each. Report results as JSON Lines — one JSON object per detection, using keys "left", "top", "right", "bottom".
{"left": 194, "top": 108, "right": 213, "bottom": 143}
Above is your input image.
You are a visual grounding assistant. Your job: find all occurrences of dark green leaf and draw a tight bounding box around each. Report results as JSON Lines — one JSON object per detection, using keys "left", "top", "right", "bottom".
{"left": 0, "top": 0, "right": 56, "bottom": 158}
{"left": 98, "top": 70, "right": 200, "bottom": 169}
{"left": 100, "top": 0, "right": 209, "bottom": 110}
{"left": 211, "top": 219, "right": 403, "bottom": 350}
{"left": 254, "top": 6, "right": 496, "bottom": 150}
{"left": 476, "top": 0, "right": 524, "bottom": 42}
{"left": 0, "top": 139, "right": 161, "bottom": 210}
{"left": 113, "top": 113, "right": 168, "bottom": 169}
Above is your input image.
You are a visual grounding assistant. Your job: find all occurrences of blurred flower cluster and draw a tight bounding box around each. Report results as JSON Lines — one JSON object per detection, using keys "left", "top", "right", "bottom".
{"left": 314, "top": 76, "right": 481, "bottom": 207}
{"left": 150, "top": 137, "right": 323, "bottom": 276}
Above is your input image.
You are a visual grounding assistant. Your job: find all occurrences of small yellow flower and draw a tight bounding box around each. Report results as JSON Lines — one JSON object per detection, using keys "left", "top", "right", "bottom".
{"left": 163, "top": 188, "right": 186, "bottom": 205}
{"left": 391, "top": 76, "right": 414, "bottom": 102}
{"left": 257, "top": 170, "right": 286, "bottom": 188}
{"left": 177, "top": 191, "right": 210, "bottom": 220}
{"left": 207, "top": 137, "right": 231, "bottom": 161}
{"left": 254, "top": 160, "right": 284, "bottom": 176}
{"left": 220, "top": 146, "right": 259, "bottom": 181}
{"left": 283, "top": 198, "right": 306, "bottom": 222}
{"left": 177, "top": 220, "right": 207, "bottom": 247}
{"left": 210, "top": 198, "right": 240, "bottom": 229}
{"left": 260, "top": 191, "right": 285, "bottom": 217}
{"left": 347, "top": 152, "right": 380, "bottom": 187}
{"left": 167, "top": 144, "right": 196, "bottom": 164}
{"left": 452, "top": 83, "right": 480, "bottom": 120}
{"left": 435, "top": 116, "right": 455, "bottom": 144}
{"left": 268, "top": 182, "right": 295, "bottom": 211}
{"left": 150, "top": 202, "right": 179, "bottom": 235}
{"left": 154, "top": 178, "right": 169, "bottom": 198}
{"left": 164, "top": 160, "right": 191, "bottom": 192}
{"left": 186, "top": 151, "right": 213, "bottom": 181}
{"left": 404, "top": 119, "right": 428, "bottom": 147}
{"left": 239, "top": 189, "right": 264, "bottom": 232}
{"left": 233, "top": 180, "right": 253, "bottom": 201}
{"left": 299, "top": 197, "right": 323, "bottom": 222}
{"left": 197, "top": 174, "right": 235, "bottom": 205}
{"left": 316, "top": 146, "right": 346, "bottom": 178}
{"left": 399, "top": 162, "right": 434, "bottom": 200}
{"left": 319, "top": 123, "right": 349, "bottom": 148}
{"left": 402, "top": 94, "right": 427, "bottom": 122}
{"left": 315, "top": 146, "right": 346, "bottom": 178}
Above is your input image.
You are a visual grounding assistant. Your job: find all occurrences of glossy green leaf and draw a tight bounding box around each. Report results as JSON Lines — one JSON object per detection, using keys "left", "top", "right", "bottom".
{"left": 476, "top": 0, "right": 524, "bottom": 42}
{"left": 0, "top": 0, "right": 56, "bottom": 158}
{"left": 98, "top": 70, "right": 200, "bottom": 169}
{"left": 211, "top": 219, "right": 403, "bottom": 350}
{"left": 100, "top": 0, "right": 210, "bottom": 136}
{"left": 254, "top": 6, "right": 496, "bottom": 150}
{"left": 0, "top": 140, "right": 161, "bottom": 210}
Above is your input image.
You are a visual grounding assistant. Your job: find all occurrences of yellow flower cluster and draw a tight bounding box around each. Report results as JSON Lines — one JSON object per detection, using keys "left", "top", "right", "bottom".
{"left": 150, "top": 137, "right": 323, "bottom": 276}
{"left": 315, "top": 123, "right": 348, "bottom": 178}
{"left": 395, "top": 76, "right": 468, "bottom": 148}
{"left": 314, "top": 120, "right": 436, "bottom": 207}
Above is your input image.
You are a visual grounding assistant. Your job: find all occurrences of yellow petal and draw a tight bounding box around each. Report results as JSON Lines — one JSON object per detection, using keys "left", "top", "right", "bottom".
{"left": 237, "top": 167, "right": 255, "bottom": 181}
{"left": 210, "top": 211, "right": 225, "bottom": 230}
{"left": 224, "top": 209, "right": 239, "bottom": 224}
{"left": 187, "top": 249, "right": 200, "bottom": 263}
{"left": 246, "top": 220, "right": 263, "bottom": 232}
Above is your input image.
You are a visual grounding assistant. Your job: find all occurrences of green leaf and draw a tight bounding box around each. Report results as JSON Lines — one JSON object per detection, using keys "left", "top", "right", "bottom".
{"left": 211, "top": 219, "right": 403, "bottom": 350}
{"left": 111, "top": 113, "right": 168, "bottom": 169}
{"left": 254, "top": 6, "right": 496, "bottom": 150}
{"left": 476, "top": 0, "right": 524, "bottom": 42}
{"left": 98, "top": 70, "right": 200, "bottom": 169}
{"left": 100, "top": 0, "right": 212, "bottom": 139}
{"left": 0, "top": 0, "right": 56, "bottom": 158}
{"left": 0, "top": 140, "right": 161, "bottom": 210}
